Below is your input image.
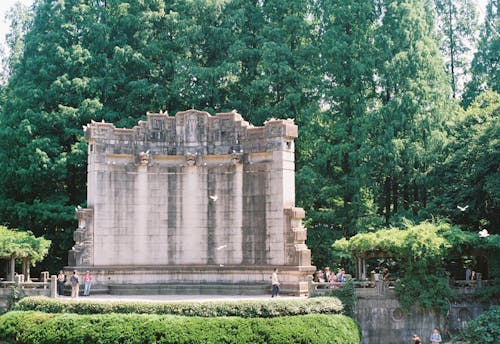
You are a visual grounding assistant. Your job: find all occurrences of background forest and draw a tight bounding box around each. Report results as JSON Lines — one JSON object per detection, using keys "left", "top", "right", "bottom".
{"left": 0, "top": 0, "right": 497, "bottom": 272}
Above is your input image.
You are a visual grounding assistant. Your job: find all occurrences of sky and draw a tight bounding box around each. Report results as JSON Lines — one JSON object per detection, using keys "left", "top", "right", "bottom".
{"left": 0, "top": 0, "right": 491, "bottom": 56}
{"left": 0, "top": 0, "right": 33, "bottom": 49}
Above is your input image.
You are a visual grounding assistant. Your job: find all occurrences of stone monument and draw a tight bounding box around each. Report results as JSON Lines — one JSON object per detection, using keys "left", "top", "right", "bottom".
{"left": 68, "top": 109, "right": 315, "bottom": 295}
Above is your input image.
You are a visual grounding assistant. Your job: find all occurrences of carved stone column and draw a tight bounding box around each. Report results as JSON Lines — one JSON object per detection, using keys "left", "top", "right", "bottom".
{"left": 70, "top": 208, "right": 94, "bottom": 266}
{"left": 284, "top": 207, "right": 311, "bottom": 266}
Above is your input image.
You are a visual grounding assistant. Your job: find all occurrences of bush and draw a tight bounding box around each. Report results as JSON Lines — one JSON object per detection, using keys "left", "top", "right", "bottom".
{"left": 0, "top": 311, "right": 361, "bottom": 344}
{"left": 459, "top": 306, "right": 499, "bottom": 344}
{"left": 14, "top": 296, "right": 343, "bottom": 318}
{"left": 309, "top": 279, "right": 356, "bottom": 316}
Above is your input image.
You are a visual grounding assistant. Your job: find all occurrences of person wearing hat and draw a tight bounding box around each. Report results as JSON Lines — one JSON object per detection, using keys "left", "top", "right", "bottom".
{"left": 412, "top": 334, "right": 422, "bottom": 344}
{"left": 83, "top": 271, "right": 93, "bottom": 296}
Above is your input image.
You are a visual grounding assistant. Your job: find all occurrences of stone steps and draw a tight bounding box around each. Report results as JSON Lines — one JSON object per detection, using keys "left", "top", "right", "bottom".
{"left": 108, "top": 283, "right": 270, "bottom": 296}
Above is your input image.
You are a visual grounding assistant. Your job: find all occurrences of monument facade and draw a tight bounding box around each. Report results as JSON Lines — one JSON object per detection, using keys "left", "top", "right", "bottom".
{"left": 68, "top": 109, "right": 315, "bottom": 295}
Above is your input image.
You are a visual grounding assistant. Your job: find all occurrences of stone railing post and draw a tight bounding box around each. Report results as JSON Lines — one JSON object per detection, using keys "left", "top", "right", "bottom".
{"left": 307, "top": 275, "right": 314, "bottom": 295}
{"left": 476, "top": 273, "right": 482, "bottom": 288}
{"left": 50, "top": 275, "right": 57, "bottom": 298}
{"left": 15, "top": 274, "right": 24, "bottom": 284}
{"left": 375, "top": 280, "right": 384, "bottom": 295}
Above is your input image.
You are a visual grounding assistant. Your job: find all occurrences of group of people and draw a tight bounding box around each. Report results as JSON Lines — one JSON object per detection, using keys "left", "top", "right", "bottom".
{"left": 314, "top": 266, "right": 346, "bottom": 284}
{"left": 56, "top": 270, "right": 93, "bottom": 298}
{"left": 412, "top": 328, "right": 442, "bottom": 344}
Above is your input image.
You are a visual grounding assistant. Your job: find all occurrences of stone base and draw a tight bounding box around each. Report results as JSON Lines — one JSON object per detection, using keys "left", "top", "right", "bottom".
{"left": 65, "top": 265, "right": 315, "bottom": 296}
{"left": 108, "top": 283, "right": 270, "bottom": 296}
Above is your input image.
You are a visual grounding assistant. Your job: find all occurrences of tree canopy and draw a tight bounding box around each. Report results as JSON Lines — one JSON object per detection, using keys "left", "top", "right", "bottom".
{"left": 0, "top": 225, "right": 51, "bottom": 263}
{"left": 333, "top": 221, "right": 499, "bottom": 313}
{"left": 0, "top": 0, "right": 497, "bottom": 274}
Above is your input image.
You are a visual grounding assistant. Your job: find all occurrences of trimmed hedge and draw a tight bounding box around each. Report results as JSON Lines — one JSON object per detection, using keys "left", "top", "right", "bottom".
{"left": 14, "top": 296, "right": 343, "bottom": 318}
{"left": 0, "top": 311, "right": 361, "bottom": 344}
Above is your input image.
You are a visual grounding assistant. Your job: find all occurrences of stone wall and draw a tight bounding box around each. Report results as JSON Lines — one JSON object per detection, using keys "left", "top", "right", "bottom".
{"left": 68, "top": 110, "right": 314, "bottom": 295}
{"left": 355, "top": 283, "right": 490, "bottom": 344}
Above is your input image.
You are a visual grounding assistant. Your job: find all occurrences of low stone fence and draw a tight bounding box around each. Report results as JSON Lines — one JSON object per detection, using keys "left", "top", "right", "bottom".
{"left": 308, "top": 276, "right": 393, "bottom": 296}
{"left": 308, "top": 277, "right": 488, "bottom": 298}
{"left": 0, "top": 273, "right": 57, "bottom": 310}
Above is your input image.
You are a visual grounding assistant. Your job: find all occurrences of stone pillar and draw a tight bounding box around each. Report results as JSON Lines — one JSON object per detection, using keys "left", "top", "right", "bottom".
{"left": 22, "top": 257, "right": 30, "bottom": 281}
{"left": 376, "top": 280, "right": 384, "bottom": 295}
{"left": 15, "top": 274, "right": 24, "bottom": 284}
{"left": 71, "top": 208, "right": 94, "bottom": 266}
{"left": 50, "top": 275, "right": 57, "bottom": 298}
{"left": 9, "top": 257, "right": 15, "bottom": 281}
{"left": 284, "top": 207, "right": 311, "bottom": 266}
{"left": 356, "top": 256, "right": 365, "bottom": 280}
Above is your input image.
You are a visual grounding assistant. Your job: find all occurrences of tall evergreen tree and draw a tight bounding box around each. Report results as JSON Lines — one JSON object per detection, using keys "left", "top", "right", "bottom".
{"left": 370, "top": 0, "right": 450, "bottom": 224}
{"left": 225, "top": 0, "right": 319, "bottom": 125}
{"left": 431, "top": 91, "right": 499, "bottom": 232}
{"left": 0, "top": 0, "right": 110, "bottom": 270}
{"left": 434, "top": 0, "right": 479, "bottom": 99}
{"left": 0, "top": 0, "right": 321, "bottom": 270}
{"left": 309, "top": 0, "right": 377, "bottom": 237}
{"left": 462, "top": 0, "right": 499, "bottom": 106}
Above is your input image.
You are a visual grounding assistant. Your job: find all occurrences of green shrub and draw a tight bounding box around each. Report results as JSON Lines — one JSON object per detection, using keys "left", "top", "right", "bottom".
{"left": 0, "top": 311, "right": 361, "bottom": 344}
{"left": 459, "top": 306, "right": 499, "bottom": 344}
{"left": 310, "top": 279, "right": 356, "bottom": 316}
{"left": 14, "top": 296, "right": 343, "bottom": 317}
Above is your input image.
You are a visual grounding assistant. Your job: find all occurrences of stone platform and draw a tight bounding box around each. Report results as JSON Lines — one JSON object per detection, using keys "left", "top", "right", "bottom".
{"left": 65, "top": 264, "right": 314, "bottom": 296}
{"left": 107, "top": 282, "right": 270, "bottom": 296}
{"left": 68, "top": 110, "right": 316, "bottom": 295}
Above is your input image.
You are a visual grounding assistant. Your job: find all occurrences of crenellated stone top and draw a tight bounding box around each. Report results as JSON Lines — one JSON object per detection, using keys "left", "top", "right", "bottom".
{"left": 84, "top": 109, "right": 297, "bottom": 156}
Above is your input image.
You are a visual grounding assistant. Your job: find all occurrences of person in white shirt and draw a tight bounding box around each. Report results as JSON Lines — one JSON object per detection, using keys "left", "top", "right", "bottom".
{"left": 271, "top": 268, "right": 280, "bottom": 297}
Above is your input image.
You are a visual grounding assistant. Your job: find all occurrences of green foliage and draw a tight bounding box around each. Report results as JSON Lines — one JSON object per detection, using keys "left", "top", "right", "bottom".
{"left": 434, "top": 0, "right": 479, "bottom": 98}
{"left": 395, "top": 273, "right": 454, "bottom": 314}
{"left": 6, "top": 285, "right": 24, "bottom": 311}
{"left": 0, "top": 0, "right": 320, "bottom": 273}
{"left": 431, "top": 91, "right": 500, "bottom": 231}
{"left": 14, "top": 296, "right": 343, "bottom": 318}
{"left": 458, "top": 306, "right": 500, "bottom": 344}
{"left": 0, "top": 0, "right": 493, "bottom": 279}
{"left": 310, "top": 279, "right": 356, "bottom": 317}
{"left": 0, "top": 225, "right": 50, "bottom": 263}
{"left": 369, "top": 0, "right": 451, "bottom": 225}
{"left": 462, "top": 1, "right": 500, "bottom": 106}
{"left": 332, "top": 221, "right": 500, "bottom": 313}
{"left": 0, "top": 311, "right": 361, "bottom": 344}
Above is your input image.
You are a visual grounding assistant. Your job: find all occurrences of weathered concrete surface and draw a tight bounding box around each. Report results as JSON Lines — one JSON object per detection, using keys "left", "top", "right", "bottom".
{"left": 355, "top": 284, "right": 490, "bottom": 344}
{"left": 68, "top": 110, "right": 314, "bottom": 295}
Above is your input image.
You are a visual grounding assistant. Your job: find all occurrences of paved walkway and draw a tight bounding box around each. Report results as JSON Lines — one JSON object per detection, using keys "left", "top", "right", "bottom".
{"left": 61, "top": 294, "right": 303, "bottom": 302}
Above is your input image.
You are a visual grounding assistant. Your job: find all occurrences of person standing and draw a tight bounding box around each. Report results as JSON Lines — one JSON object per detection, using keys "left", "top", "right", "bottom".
{"left": 70, "top": 270, "right": 79, "bottom": 298}
{"left": 57, "top": 270, "right": 66, "bottom": 297}
{"left": 336, "top": 268, "right": 345, "bottom": 283}
{"left": 271, "top": 268, "right": 280, "bottom": 298}
{"left": 323, "top": 267, "right": 331, "bottom": 282}
{"left": 83, "top": 271, "right": 93, "bottom": 296}
{"left": 430, "top": 328, "right": 442, "bottom": 344}
{"left": 465, "top": 267, "right": 472, "bottom": 281}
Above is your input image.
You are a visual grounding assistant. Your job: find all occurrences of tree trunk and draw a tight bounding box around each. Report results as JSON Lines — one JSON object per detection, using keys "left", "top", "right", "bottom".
{"left": 384, "top": 176, "right": 391, "bottom": 224}
{"left": 392, "top": 177, "right": 399, "bottom": 214}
